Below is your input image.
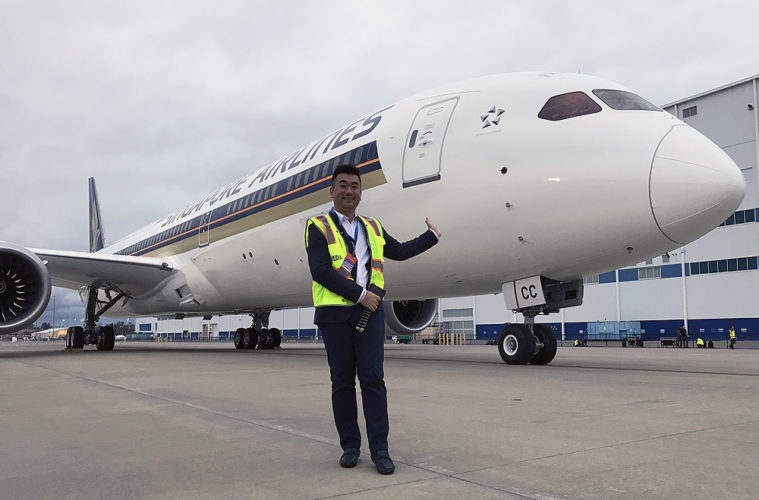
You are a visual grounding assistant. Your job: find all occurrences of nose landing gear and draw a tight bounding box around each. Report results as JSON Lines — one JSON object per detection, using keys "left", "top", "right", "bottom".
{"left": 496, "top": 322, "right": 557, "bottom": 365}
{"left": 498, "top": 276, "right": 581, "bottom": 365}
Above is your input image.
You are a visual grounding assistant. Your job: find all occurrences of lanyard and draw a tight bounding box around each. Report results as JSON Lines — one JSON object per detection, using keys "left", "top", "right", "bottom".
{"left": 331, "top": 209, "right": 359, "bottom": 246}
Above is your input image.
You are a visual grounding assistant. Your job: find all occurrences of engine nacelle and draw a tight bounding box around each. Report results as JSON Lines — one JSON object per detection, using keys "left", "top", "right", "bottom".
{"left": 0, "top": 242, "right": 52, "bottom": 334}
{"left": 384, "top": 298, "right": 439, "bottom": 335}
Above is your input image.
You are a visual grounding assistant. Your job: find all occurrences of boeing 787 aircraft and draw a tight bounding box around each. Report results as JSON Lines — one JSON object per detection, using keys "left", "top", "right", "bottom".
{"left": 0, "top": 73, "right": 745, "bottom": 364}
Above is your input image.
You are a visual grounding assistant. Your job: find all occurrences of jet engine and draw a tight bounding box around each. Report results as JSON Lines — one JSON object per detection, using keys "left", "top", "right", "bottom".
{"left": 0, "top": 242, "right": 52, "bottom": 334}
{"left": 384, "top": 298, "right": 439, "bottom": 335}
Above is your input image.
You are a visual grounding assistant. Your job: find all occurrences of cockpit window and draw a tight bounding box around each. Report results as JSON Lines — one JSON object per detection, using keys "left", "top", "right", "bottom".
{"left": 592, "top": 89, "right": 661, "bottom": 111}
{"left": 538, "top": 92, "right": 602, "bottom": 121}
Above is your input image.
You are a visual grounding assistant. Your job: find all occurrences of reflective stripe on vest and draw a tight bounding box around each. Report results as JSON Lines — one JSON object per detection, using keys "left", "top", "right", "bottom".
{"left": 307, "top": 214, "right": 385, "bottom": 307}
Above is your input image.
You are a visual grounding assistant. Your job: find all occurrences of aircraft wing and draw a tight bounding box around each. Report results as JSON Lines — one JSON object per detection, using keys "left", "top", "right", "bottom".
{"left": 31, "top": 248, "right": 174, "bottom": 296}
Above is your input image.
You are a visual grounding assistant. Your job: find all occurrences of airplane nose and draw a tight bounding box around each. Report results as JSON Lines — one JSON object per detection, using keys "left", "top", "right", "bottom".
{"left": 650, "top": 125, "right": 745, "bottom": 244}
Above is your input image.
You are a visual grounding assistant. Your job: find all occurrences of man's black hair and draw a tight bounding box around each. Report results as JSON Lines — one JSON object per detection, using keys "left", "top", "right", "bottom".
{"left": 331, "top": 164, "right": 361, "bottom": 185}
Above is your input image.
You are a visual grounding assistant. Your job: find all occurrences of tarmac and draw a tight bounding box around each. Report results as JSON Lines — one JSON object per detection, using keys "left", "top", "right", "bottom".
{"left": 2, "top": 341, "right": 758, "bottom": 500}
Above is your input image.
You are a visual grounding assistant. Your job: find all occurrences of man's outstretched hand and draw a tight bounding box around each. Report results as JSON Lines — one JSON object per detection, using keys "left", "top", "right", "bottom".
{"left": 425, "top": 217, "right": 441, "bottom": 237}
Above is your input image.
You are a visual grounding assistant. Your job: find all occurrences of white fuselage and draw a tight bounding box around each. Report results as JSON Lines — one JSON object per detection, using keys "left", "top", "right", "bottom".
{"left": 96, "top": 73, "right": 745, "bottom": 317}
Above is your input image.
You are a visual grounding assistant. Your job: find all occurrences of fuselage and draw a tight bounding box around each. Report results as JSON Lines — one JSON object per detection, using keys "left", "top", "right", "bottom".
{"left": 96, "top": 73, "right": 745, "bottom": 317}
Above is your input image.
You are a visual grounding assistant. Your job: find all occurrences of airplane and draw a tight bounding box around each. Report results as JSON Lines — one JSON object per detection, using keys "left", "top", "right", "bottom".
{"left": 0, "top": 72, "right": 745, "bottom": 365}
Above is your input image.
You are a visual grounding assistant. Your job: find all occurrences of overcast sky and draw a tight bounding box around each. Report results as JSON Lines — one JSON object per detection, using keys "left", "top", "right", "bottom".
{"left": 2, "top": 0, "right": 758, "bottom": 324}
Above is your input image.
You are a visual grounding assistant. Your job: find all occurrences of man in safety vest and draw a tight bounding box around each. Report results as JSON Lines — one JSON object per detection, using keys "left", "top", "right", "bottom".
{"left": 305, "top": 164, "right": 440, "bottom": 475}
{"left": 729, "top": 326, "right": 737, "bottom": 349}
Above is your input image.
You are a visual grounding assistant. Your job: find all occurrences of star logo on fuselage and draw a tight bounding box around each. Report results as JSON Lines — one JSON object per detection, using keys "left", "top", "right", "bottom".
{"left": 481, "top": 106, "right": 505, "bottom": 128}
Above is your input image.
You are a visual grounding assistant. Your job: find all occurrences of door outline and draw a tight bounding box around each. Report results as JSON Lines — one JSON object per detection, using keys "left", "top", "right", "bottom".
{"left": 198, "top": 212, "right": 212, "bottom": 247}
{"left": 402, "top": 96, "right": 460, "bottom": 188}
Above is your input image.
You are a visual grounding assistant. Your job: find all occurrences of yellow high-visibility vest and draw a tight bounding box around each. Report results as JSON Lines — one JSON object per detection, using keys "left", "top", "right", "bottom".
{"left": 730, "top": 328, "right": 736, "bottom": 339}
{"left": 306, "top": 213, "right": 385, "bottom": 307}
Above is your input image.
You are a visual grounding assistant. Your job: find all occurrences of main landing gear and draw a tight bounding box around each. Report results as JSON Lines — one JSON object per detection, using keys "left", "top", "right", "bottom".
{"left": 233, "top": 311, "right": 282, "bottom": 351}
{"left": 66, "top": 286, "right": 124, "bottom": 351}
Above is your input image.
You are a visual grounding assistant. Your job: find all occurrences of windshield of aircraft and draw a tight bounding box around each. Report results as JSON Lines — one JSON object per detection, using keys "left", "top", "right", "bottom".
{"left": 537, "top": 91, "right": 602, "bottom": 121}
{"left": 592, "top": 89, "right": 661, "bottom": 111}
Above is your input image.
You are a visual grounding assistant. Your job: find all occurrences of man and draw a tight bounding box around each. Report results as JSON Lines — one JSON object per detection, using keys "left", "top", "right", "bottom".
{"left": 675, "top": 326, "right": 684, "bottom": 348}
{"left": 729, "top": 326, "right": 736, "bottom": 349}
{"left": 305, "top": 164, "right": 440, "bottom": 475}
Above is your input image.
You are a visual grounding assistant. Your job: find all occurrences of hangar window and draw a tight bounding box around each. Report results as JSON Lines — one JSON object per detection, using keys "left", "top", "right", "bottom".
{"left": 583, "top": 275, "right": 599, "bottom": 284}
{"left": 538, "top": 92, "right": 602, "bottom": 121}
{"left": 638, "top": 266, "right": 661, "bottom": 280}
{"left": 682, "top": 106, "right": 697, "bottom": 118}
{"left": 443, "top": 308, "right": 473, "bottom": 318}
{"left": 592, "top": 89, "right": 661, "bottom": 111}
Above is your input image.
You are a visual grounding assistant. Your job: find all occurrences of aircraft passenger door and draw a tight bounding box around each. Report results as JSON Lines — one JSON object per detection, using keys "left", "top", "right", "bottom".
{"left": 402, "top": 96, "right": 459, "bottom": 188}
{"left": 198, "top": 212, "right": 212, "bottom": 247}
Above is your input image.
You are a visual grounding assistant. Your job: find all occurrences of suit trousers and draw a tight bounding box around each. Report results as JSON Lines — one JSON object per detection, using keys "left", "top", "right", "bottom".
{"left": 318, "top": 306, "right": 388, "bottom": 455}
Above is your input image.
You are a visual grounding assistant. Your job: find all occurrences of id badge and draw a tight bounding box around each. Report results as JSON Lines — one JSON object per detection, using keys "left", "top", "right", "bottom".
{"left": 340, "top": 253, "right": 357, "bottom": 276}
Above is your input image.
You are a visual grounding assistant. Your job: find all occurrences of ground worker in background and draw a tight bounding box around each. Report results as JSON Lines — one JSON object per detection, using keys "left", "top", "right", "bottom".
{"left": 696, "top": 338, "right": 705, "bottom": 348}
{"left": 729, "top": 326, "right": 737, "bottom": 349}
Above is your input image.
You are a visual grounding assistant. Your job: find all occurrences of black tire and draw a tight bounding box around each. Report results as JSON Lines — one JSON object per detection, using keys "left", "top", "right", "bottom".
{"left": 65, "top": 327, "right": 72, "bottom": 348}
{"left": 95, "top": 326, "right": 104, "bottom": 350}
{"left": 497, "top": 324, "right": 535, "bottom": 365}
{"left": 70, "top": 326, "right": 85, "bottom": 349}
{"left": 233, "top": 328, "right": 245, "bottom": 349}
{"left": 102, "top": 326, "right": 115, "bottom": 350}
{"left": 530, "top": 324, "right": 557, "bottom": 365}
{"left": 243, "top": 328, "right": 258, "bottom": 349}
{"left": 269, "top": 328, "right": 281, "bottom": 348}
{"left": 257, "top": 328, "right": 270, "bottom": 349}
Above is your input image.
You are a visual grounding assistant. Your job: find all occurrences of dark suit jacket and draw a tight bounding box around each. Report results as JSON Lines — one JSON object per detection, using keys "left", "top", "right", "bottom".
{"left": 306, "top": 211, "right": 438, "bottom": 324}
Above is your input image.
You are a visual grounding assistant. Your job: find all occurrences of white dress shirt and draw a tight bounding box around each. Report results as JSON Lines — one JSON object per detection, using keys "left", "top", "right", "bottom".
{"left": 333, "top": 209, "right": 370, "bottom": 302}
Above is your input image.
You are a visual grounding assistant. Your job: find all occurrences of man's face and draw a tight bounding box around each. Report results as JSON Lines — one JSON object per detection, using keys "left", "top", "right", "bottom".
{"left": 330, "top": 173, "right": 362, "bottom": 214}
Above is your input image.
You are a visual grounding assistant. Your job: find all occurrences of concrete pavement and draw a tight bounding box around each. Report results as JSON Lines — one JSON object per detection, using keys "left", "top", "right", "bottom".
{"left": 1, "top": 341, "right": 758, "bottom": 499}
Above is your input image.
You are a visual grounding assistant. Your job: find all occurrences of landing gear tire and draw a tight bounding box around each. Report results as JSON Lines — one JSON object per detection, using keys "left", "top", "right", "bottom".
{"left": 243, "top": 328, "right": 258, "bottom": 350}
{"left": 497, "top": 324, "right": 535, "bottom": 365}
{"left": 95, "top": 325, "right": 115, "bottom": 351}
{"left": 233, "top": 328, "right": 245, "bottom": 349}
{"left": 69, "top": 326, "right": 85, "bottom": 349}
{"left": 269, "top": 328, "right": 281, "bottom": 348}
{"left": 530, "top": 324, "right": 557, "bottom": 365}
{"left": 257, "top": 328, "right": 271, "bottom": 349}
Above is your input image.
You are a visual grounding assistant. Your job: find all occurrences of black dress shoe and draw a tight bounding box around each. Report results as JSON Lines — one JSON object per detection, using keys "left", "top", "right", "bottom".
{"left": 371, "top": 450, "right": 395, "bottom": 475}
{"left": 339, "top": 448, "right": 360, "bottom": 468}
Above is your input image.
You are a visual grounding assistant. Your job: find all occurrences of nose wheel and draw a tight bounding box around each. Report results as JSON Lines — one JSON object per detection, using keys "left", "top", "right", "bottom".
{"left": 497, "top": 323, "right": 557, "bottom": 365}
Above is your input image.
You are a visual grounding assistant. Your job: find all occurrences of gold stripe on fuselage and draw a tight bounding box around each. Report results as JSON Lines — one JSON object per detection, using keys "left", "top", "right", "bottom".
{"left": 140, "top": 164, "right": 387, "bottom": 258}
